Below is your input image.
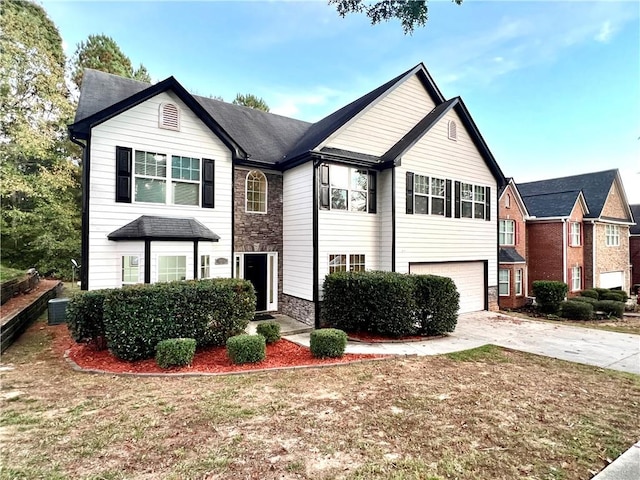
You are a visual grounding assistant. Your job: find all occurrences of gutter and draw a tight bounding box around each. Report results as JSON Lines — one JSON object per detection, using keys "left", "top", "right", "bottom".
{"left": 312, "top": 159, "right": 321, "bottom": 328}
{"left": 70, "top": 134, "right": 89, "bottom": 290}
{"left": 562, "top": 218, "right": 567, "bottom": 285}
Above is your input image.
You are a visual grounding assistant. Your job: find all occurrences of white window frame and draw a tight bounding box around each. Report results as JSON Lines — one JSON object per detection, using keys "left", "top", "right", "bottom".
{"left": 499, "top": 219, "right": 515, "bottom": 246}
{"left": 515, "top": 269, "right": 523, "bottom": 296}
{"left": 570, "top": 222, "right": 581, "bottom": 246}
{"left": 245, "top": 170, "right": 267, "bottom": 213}
{"left": 121, "top": 255, "right": 140, "bottom": 285}
{"left": 571, "top": 266, "right": 582, "bottom": 292}
{"left": 157, "top": 255, "right": 187, "bottom": 282}
{"left": 329, "top": 254, "right": 366, "bottom": 274}
{"left": 329, "top": 166, "right": 371, "bottom": 213}
{"left": 461, "top": 183, "right": 487, "bottom": 219}
{"left": 200, "top": 255, "right": 211, "bottom": 279}
{"left": 414, "top": 174, "right": 429, "bottom": 215}
{"left": 430, "top": 177, "right": 446, "bottom": 216}
{"left": 499, "top": 269, "right": 510, "bottom": 296}
{"left": 605, "top": 224, "right": 620, "bottom": 247}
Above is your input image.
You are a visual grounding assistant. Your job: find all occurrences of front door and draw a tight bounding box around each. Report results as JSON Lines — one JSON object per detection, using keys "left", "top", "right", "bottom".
{"left": 244, "top": 254, "right": 268, "bottom": 311}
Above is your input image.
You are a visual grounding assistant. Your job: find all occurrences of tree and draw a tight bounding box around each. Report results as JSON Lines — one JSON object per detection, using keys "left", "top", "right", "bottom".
{"left": 330, "top": 0, "right": 463, "bottom": 34}
{"left": 70, "top": 34, "right": 151, "bottom": 88}
{"left": 232, "top": 93, "right": 270, "bottom": 112}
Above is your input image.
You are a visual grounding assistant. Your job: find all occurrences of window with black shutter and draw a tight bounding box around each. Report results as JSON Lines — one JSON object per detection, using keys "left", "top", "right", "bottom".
{"left": 319, "top": 164, "right": 330, "bottom": 210}
{"left": 406, "top": 172, "right": 414, "bottom": 214}
{"left": 115, "top": 146, "right": 132, "bottom": 203}
{"left": 201, "top": 159, "right": 215, "bottom": 208}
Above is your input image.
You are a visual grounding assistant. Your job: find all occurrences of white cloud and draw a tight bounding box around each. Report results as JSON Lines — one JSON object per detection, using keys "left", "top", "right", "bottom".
{"left": 268, "top": 86, "right": 344, "bottom": 121}
{"left": 595, "top": 21, "right": 613, "bottom": 43}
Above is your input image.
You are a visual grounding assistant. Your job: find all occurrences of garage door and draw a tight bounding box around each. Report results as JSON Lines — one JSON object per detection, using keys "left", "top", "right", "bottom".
{"left": 409, "top": 262, "right": 485, "bottom": 313}
{"left": 600, "top": 271, "right": 623, "bottom": 289}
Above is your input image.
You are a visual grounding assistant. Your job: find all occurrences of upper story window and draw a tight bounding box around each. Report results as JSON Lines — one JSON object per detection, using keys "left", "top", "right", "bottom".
{"left": 413, "top": 175, "right": 446, "bottom": 215}
{"left": 319, "top": 164, "right": 376, "bottom": 213}
{"left": 605, "top": 224, "right": 620, "bottom": 246}
{"left": 134, "top": 150, "right": 200, "bottom": 206}
{"left": 461, "top": 183, "right": 487, "bottom": 219}
{"left": 570, "top": 222, "right": 581, "bottom": 246}
{"left": 159, "top": 102, "right": 180, "bottom": 131}
{"left": 447, "top": 120, "right": 457, "bottom": 141}
{"left": 246, "top": 170, "right": 267, "bottom": 213}
{"left": 499, "top": 219, "right": 515, "bottom": 246}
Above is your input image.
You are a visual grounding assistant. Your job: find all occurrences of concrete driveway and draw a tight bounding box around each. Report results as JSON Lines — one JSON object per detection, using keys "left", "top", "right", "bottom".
{"left": 286, "top": 311, "right": 640, "bottom": 374}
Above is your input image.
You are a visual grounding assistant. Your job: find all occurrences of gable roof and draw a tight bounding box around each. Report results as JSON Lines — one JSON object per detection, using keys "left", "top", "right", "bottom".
{"left": 107, "top": 216, "right": 220, "bottom": 241}
{"left": 518, "top": 169, "right": 631, "bottom": 220}
{"left": 630, "top": 204, "right": 640, "bottom": 235}
{"left": 499, "top": 178, "right": 530, "bottom": 218}
{"left": 520, "top": 190, "right": 588, "bottom": 218}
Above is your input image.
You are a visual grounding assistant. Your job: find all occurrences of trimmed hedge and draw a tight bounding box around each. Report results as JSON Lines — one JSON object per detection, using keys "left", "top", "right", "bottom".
{"left": 103, "top": 279, "right": 255, "bottom": 361}
{"left": 155, "top": 338, "right": 196, "bottom": 369}
{"left": 256, "top": 321, "right": 281, "bottom": 344}
{"left": 594, "top": 300, "right": 625, "bottom": 318}
{"left": 533, "top": 281, "right": 568, "bottom": 314}
{"left": 600, "top": 291, "right": 627, "bottom": 302}
{"left": 310, "top": 329, "right": 347, "bottom": 358}
{"left": 579, "top": 289, "right": 599, "bottom": 299}
{"left": 571, "top": 296, "right": 597, "bottom": 305}
{"left": 66, "top": 289, "right": 110, "bottom": 348}
{"left": 226, "top": 334, "right": 266, "bottom": 364}
{"left": 560, "top": 301, "right": 593, "bottom": 320}
{"left": 412, "top": 275, "right": 460, "bottom": 335}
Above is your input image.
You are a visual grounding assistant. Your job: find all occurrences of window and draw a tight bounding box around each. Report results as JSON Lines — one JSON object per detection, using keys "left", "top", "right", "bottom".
{"left": 329, "top": 254, "right": 365, "bottom": 274}
{"left": 499, "top": 269, "right": 510, "bottom": 296}
{"left": 571, "top": 266, "right": 582, "bottom": 292}
{"left": 430, "top": 177, "right": 446, "bottom": 215}
{"left": 158, "top": 256, "right": 186, "bottom": 282}
{"left": 515, "top": 269, "right": 523, "bottom": 296}
{"left": 413, "top": 175, "right": 445, "bottom": 215}
{"left": 414, "top": 174, "right": 429, "bottom": 214}
{"left": 330, "top": 166, "right": 369, "bottom": 212}
{"left": 121, "top": 255, "right": 139, "bottom": 284}
{"left": 605, "top": 224, "right": 620, "bottom": 246}
{"left": 448, "top": 120, "right": 457, "bottom": 140}
{"left": 159, "top": 102, "right": 180, "bottom": 130}
{"left": 499, "top": 220, "right": 515, "bottom": 246}
{"left": 134, "top": 150, "right": 200, "bottom": 206}
{"left": 200, "top": 255, "right": 210, "bottom": 279}
{"left": 246, "top": 170, "right": 267, "bottom": 213}
{"left": 570, "top": 222, "right": 581, "bottom": 246}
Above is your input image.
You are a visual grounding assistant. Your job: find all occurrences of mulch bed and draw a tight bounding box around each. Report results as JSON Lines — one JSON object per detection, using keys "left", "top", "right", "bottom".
{"left": 49, "top": 325, "right": 388, "bottom": 375}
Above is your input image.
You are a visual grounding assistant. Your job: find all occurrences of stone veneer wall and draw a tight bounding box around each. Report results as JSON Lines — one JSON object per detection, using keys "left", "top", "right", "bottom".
{"left": 281, "top": 294, "right": 315, "bottom": 326}
{"left": 487, "top": 286, "right": 499, "bottom": 311}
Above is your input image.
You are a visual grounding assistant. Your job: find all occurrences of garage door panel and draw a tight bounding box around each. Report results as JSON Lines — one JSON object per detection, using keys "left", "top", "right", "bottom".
{"left": 600, "top": 271, "right": 623, "bottom": 289}
{"left": 409, "top": 262, "right": 485, "bottom": 313}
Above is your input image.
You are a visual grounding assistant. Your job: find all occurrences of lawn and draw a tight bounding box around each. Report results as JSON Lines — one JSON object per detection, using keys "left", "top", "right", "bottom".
{"left": 0, "top": 264, "right": 25, "bottom": 283}
{"left": 1, "top": 317, "right": 639, "bottom": 480}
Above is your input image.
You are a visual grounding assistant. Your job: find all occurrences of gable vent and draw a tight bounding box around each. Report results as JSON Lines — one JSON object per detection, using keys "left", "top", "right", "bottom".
{"left": 159, "top": 102, "right": 180, "bottom": 131}
{"left": 447, "top": 120, "right": 457, "bottom": 141}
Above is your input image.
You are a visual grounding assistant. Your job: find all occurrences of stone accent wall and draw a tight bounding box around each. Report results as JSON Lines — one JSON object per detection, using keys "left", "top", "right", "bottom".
{"left": 487, "top": 286, "right": 499, "bottom": 311}
{"left": 601, "top": 183, "right": 629, "bottom": 219}
{"left": 281, "top": 294, "right": 315, "bottom": 326}
{"left": 234, "top": 167, "right": 283, "bottom": 309}
{"left": 593, "top": 222, "right": 631, "bottom": 292}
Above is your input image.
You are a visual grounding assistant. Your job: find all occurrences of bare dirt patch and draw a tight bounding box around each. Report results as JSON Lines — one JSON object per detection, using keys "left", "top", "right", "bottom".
{"left": 1, "top": 317, "right": 639, "bottom": 480}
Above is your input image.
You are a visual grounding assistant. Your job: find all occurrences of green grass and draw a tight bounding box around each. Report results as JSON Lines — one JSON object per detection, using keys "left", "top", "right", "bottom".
{"left": 445, "top": 344, "right": 510, "bottom": 363}
{"left": 0, "top": 264, "right": 25, "bottom": 282}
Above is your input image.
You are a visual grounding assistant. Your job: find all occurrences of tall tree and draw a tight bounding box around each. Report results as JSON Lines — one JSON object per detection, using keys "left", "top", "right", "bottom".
{"left": 70, "top": 34, "right": 152, "bottom": 88}
{"left": 232, "top": 93, "right": 270, "bottom": 112}
{"left": 0, "top": 0, "right": 81, "bottom": 278}
{"left": 330, "top": 0, "right": 463, "bottom": 34}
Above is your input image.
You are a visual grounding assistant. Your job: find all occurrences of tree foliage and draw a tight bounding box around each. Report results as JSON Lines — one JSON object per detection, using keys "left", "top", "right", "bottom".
{"left": 330, "top": 0, "right": 463, "bottom": 34}
{"left": 70, "top": 34, "right": 151, "bottom": 88}
{"left": 232, "top": 93, "right": 270, "bottom": 112}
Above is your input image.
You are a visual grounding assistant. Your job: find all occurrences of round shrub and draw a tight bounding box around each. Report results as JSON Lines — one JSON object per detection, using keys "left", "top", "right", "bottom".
{"left": 226, "top": 334, "right": 266, "bottom": 364}
{"left": 256, "top": 321, "right": 281, "bottom": 344}
{"left": 593, "top": 288, "right": 609, "bottom": 298}
{"left": 411, "top": 274, "right": 460, "bottom": 335}
{"left": 155, "top": 338, "right": 196, "bottom": 369}
{"left": 310, "top": 329, "right": 347, "bottom": 359}
{"left": 594, "top": 300, "right": 625, "bottom": 318}
{"left": 532, "top": 280, "right": 568, "bottom": 314}
{"left": 560, "top": 301, "right": 593, "bottom": 320}
{"left": 66, "top": 289, "right": 110, "bottom": 349}
{"left": 579, "top": 289, "right": 599, "bottom": 299}
{"left": 600, "top": 291, "right": 625, "bottom": 302}
{"left": 571, "top": 296, "right": 597, "bottom": 305}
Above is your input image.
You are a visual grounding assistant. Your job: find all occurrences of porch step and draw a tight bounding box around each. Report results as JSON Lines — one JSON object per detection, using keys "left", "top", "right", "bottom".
{"left": 245, "top": 314, "right": 313, "bottom": 336}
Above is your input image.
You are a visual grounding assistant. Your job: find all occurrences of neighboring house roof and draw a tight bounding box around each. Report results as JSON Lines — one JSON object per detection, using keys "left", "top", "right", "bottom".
{"left": 499, "top": 178, "right": 530, "bottom": 218}
{"left": 107, "top": 216, "right": 220, "bottom": 241}
{"left": 630, "top": 204, "right": 640, "bottom": 235}
{"left": 519, "top": 190, "right": 588, "bottom": 218}
{"left": 499, "top": 247, "right": 526, "bottom": 264}
{"left": 518, "top": 169, "right": 630, "bottom": 220}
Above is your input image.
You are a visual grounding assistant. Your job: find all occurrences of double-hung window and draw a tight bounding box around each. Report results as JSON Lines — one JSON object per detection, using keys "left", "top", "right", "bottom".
{"left": 413, "top": 175, "right": 445, "bottom": 215}
{"left": 605, "top": 225, "right": 620, "bottom": 246}
{"left": 430, "top": 177, "right": 446, "bottom": 215}
{"left": 134, "top": 150, "right": 200, "bottom": 206}
{"left": 328, "top": 166, "right": 370, "bottom": 212}
{"left": 499, "top": 220, "right": 515, "bottom": 246}
{"left": 571, "top": 266, "right": 581, "bottom": 292}
{"left": 515, "top": 269, "right": 523, "bottom": 296}
{"left": 461, "top": 183, "right": 487, "bottom": 219}
{"left": 328, "top": 254, "right": 365, "bottom": 274}
{"left": 570, "top": 222, "right": 581, "bottom": 246}
{"left": 499, "top": 269, "right": 510, "bottom": 296}
{"left": 200, "top": 255, "right": 211, "bottom": 279}
{"left": 121, "top": 255, "right": 140, "bottom": 285}
{"left": 414, "top": 174, "right": 429, "bottom": 214}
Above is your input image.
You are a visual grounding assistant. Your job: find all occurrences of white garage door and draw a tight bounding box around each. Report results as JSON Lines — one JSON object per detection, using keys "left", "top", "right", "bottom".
{"left": 600, "top": 271, "right": 623, "bottom": 289}
{"left": 409, "top": 262, "right": 485, "bottom": 313}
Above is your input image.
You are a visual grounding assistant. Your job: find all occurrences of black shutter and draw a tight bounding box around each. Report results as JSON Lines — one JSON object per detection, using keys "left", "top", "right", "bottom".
{"left": 202, "top": 159, "right": 215, "bottom": 208}
{"left": 115, "top": 146, "right": 132, "bottom": 203}
{"left": 319, "top": 164, "right": 330, "bottom": 210}
{"left": 485, "top": 186, "right": 491, "bottom": 221}
{"left": 368, "top": 171, "right": 377, "bottom": 214}
{"left": 406, "top": 172, "right": 414, "bottom": 214}
{"left": 454, "top": 181, "right": 461, "bottom": 218}
{"left": 445, "top": 179, "right": 452, "bottom": 217}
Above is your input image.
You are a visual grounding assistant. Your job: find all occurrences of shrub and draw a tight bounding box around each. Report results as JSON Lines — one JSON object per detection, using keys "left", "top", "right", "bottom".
{"left": 411, "top": 275, "right": 459, "bottom": 335}
{"left": 256, "top": 321, "right": 281, "bottom": 344}
{"left": 571, "top": 296, "right": 597, "bottom": 305}
{"left": 532, "top": 281, "right": 568, "bottom": 314}
{"left": 579, "top": 289, "right": 599, "bottom": 299}
{"left": 594, "top": 300, "right": 625, "bottom": 318}
{"left": 155, "top": 338, "right": 196, "bottom": 369}
{"left": 103, "top": 279, "right": 255, "bottom": 361}
{"left": 66, "top": 289, "right": 110, "bottom": 349}
{"left": 310, "top": 329, "right": 348, "bottom": 358}
{"left": 226, "top": 334, "right": 266, "bottom": 364}
{"left": 593, "top": 288, "right": 609, "bottom": 298}
{"left": 601, "top": 290, "right": 628, "bottom": 302}
{"left": 560, "top": 301, "right": 593, "bottom": 320}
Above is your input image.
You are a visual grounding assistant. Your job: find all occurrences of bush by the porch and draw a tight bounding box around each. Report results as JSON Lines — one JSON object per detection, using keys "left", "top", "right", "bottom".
{"left": 412, "top": 275, "right": 460, "bottom": 335}
{"left": 310, "top": 329, "right": 347, "bottom": 358}
{"left": 560, "top": 301, "right": 593, "bottom": 320}
{"left": 600, "top": 291, "right": 627, "bottom": 302}
{"left": 532, "top": 281, "right": 568, "bottom": 314}
{"left": 579, "top": 289, "right": 599, "bottom": 299}
{"left": 155, "top": 338, "right": 196, "bottom": 368}
{"left": 594, "top": 300, "right": 625, "bottom": 318}
{"left": 66, "top": 289, "right": 109, "bottom": 349}
{"left": 256, "top": 321, "right": 281, "bottom": 344}
{"left": 226, "top": 334, "right": 266, "bottom": 364}
{"left": 571, "top": 295, "right": 597, "bottom": 305}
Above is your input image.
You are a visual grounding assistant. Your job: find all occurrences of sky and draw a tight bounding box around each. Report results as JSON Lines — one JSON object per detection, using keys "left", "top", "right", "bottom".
{"left": 42, "top": 0, "right": 640, "bottom": 203}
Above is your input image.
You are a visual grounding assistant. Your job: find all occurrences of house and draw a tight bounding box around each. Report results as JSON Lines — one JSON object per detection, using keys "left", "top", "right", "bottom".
{"left": 630, "top": 204, "right": 640, "bottom": 293}
{"left": 518, "top": 170, "right": 634, "bottom": 295}
{"left": 498, "top": 179, "right": 530, "bottom": 308}
{"left": 69, "top": 64, "right": 506, "bottom": 327}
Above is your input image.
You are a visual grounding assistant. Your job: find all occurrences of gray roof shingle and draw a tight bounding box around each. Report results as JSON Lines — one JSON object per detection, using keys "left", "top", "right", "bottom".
{"left": 630, "top": 204, "right": 640, "bottom": 235}
{"left": 519, "top": 190, "right": 583, "bottom": 218}
{"left": 499, "top": 247, "right": 526, "bottom": 263}
{"left": 108, "top": 216, "right": 220, "bottom": 241}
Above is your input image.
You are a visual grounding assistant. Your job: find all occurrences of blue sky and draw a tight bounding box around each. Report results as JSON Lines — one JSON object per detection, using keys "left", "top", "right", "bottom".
{"left": 43, "top": 0, "right": 639, "bottom": 202}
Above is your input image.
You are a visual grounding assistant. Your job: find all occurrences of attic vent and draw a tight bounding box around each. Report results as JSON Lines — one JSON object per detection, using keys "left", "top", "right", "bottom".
{"left": 447, "top": 120, "right": 457, "bottom": 141}
{"left": 159, "top": 102, "right": 180, "bottom": 131}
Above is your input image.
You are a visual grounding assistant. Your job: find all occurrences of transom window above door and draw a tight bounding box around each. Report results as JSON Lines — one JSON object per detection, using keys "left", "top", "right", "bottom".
{"left": 245, "top": 170, "right": 267, "bottom": 213}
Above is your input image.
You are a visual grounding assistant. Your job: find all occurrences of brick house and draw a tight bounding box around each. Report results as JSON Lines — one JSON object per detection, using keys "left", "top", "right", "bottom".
{"left": 519, "top": 170, "right": 634, "bottom": 294}
{"left": 630, "top": 204, "right": 640, "bottom": 293}
{"left": 69, "top": 64, "right": 506, "bottom": 326}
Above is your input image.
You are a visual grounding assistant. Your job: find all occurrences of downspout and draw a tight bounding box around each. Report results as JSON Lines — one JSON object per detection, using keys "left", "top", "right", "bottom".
{"left": 312, "top": 160, "right": 320, "bottom": 328}
{"left": 70, "top": 134, "right": 89, "bottom": 291}
{"left": 391, "top": 165, "right": 396, "bottom": 272}
{"left": 591, "top": 220, "right": 597, "bottom": 288}
{"left": 562, "top": 218, "right": 567, "bottom": 286}
{"left": 231, "top": 154, "right": 237, "bottom": 278}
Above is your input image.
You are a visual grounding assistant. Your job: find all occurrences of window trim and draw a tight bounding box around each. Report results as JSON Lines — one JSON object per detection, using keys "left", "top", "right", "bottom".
{"left": 499, "top": 219, "right": 515, "bottom": 246}
{"left": 499, "top": 269, "right": 510, "bottom": 296}
{"left": 569, "top": 222, "right": 581, "bottom": 247}
{"left": 605, "top": 224, "right": 620, "bottom": 247}
{"left": 571, "top": 266, "right": 582, "bottom": 292}
{"left": 328, "top": 253, "right": 366, "bottom": 274}
{"left": 157, "top": 255, "right": 187, "bottom": 283}
{"left": 245, "top": 170, "right": 268, "bottom": 214}
{"left": 461, "top": 183, "right": 487, "bottom": 219}
{"left": 121, "top": 254, "right": 141, "bottom": 285}
{"left": 200, "top": 254, "right": 211, "bottom": 279}
{"left": 515, "top": 269, "right": 523, "bottom": 296}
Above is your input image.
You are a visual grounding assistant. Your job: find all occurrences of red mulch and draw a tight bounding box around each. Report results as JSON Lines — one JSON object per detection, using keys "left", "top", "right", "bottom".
{"left": 49, "top": 325, "right": 387, "bottom": 375}
{"left": 347, "top": 331, "right": 444, "bottom": 343}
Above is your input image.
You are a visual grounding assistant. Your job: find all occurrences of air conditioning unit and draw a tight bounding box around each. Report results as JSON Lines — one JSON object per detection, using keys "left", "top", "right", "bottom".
{"left": 48, "top": 298, "right": 69, "bottom": 325}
